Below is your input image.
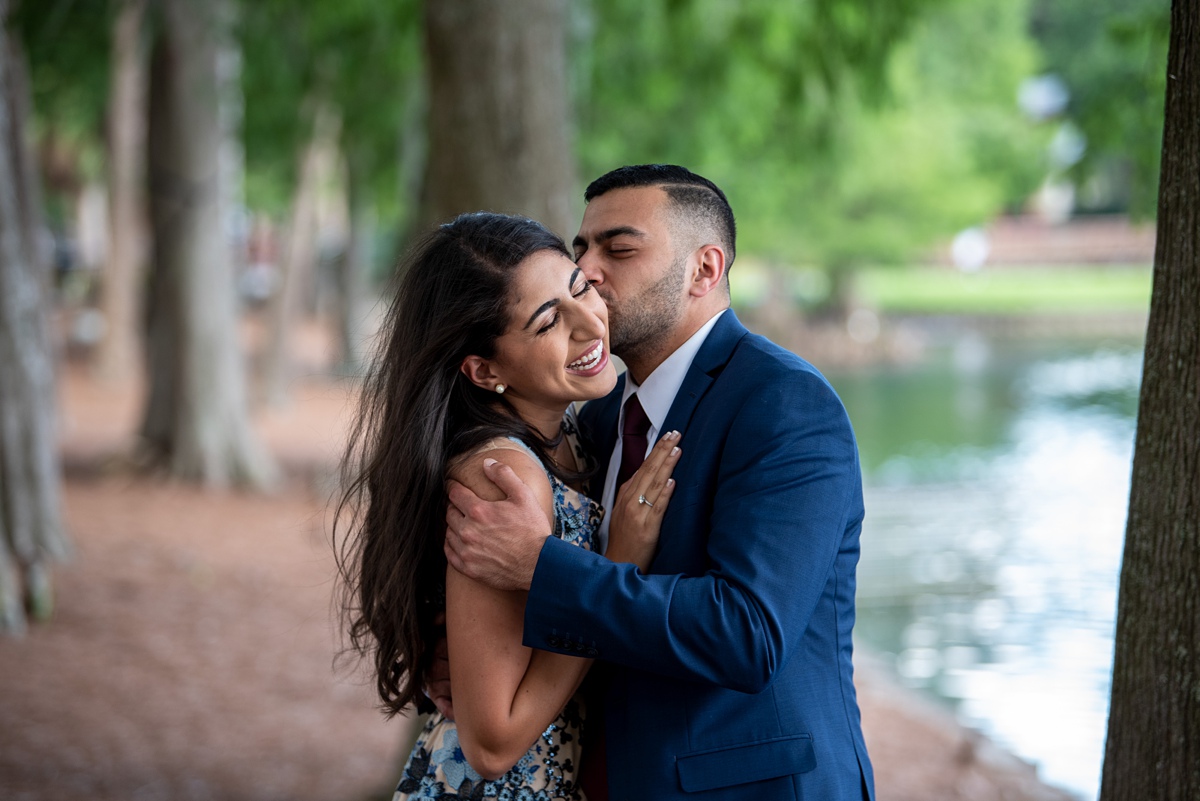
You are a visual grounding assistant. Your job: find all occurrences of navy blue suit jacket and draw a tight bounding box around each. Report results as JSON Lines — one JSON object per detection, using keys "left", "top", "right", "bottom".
{"left": 524, "top": 311, "right": 874, "bottom": 799}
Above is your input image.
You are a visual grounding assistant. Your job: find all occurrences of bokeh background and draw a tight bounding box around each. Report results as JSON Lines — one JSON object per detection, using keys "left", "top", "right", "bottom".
{"left": 0, "top": 1, "right": 1175, "bottom": 800}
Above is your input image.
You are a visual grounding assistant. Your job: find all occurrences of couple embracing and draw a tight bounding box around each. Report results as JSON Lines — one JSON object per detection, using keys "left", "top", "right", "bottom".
{"left": 335, "top": 165, "right": 874, "bottom": 800}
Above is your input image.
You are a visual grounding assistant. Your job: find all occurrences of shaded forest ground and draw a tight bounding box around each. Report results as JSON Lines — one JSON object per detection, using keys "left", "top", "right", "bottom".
{"left": 0, "top": 321, "right": 1079, "bottom": 801}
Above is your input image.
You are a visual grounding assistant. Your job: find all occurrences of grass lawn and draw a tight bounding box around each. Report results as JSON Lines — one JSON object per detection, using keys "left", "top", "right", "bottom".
{"left": 856, "top": 264, "right": 1153, "bottom": 315}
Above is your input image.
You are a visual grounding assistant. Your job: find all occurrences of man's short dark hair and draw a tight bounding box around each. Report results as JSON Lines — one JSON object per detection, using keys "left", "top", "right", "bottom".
{"left": 584, "top": 164, "right": 737, "bottom": 268}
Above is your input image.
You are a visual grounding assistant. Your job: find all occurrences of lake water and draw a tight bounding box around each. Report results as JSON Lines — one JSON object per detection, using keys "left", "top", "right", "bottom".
{"left": 825, "top": 333, "right": 1143, "bottom": 801}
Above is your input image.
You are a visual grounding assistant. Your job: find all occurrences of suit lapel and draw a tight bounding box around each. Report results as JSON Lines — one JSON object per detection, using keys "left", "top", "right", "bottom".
{"left": 659, "top": 311, "right": 749, "bottom": 438}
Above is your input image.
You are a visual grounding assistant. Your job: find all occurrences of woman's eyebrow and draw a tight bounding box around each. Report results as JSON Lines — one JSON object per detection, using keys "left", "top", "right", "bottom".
{"left": 524, "top": 298, "right": 560, "bottom": 330}
{"left": 522, "top": 267, "right": 584, "bottom": 330}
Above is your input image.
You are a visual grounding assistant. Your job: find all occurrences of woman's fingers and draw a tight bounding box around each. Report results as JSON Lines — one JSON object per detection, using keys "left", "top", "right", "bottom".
{"left": 635, "top": 431, "right": 678, "bottom": 479}
{"left": 605, "top": 433, "right": 682, "bottom": 570}
{"left": 644, "top": 475, "right": 676, "bottom": 520}
{"left": 645, "top": 431, "right": 681, "bottom": 499}
{"left": 624, "top": 431, "right": 681, "bottom": 511}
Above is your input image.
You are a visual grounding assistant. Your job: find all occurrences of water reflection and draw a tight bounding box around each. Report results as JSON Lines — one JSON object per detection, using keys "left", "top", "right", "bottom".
{"left": 829, "top": 338, "right": 1141, "bottom": 801}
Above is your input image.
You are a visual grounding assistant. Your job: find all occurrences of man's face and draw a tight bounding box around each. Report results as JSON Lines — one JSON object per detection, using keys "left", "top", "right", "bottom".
{"left": 571, "top": 186, "right": 686, "bottom": 358}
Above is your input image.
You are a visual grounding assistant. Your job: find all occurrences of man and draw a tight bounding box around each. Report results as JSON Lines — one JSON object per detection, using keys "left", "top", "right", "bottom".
{"left": 445, "top": 164, "right": 874, "bottom": 800}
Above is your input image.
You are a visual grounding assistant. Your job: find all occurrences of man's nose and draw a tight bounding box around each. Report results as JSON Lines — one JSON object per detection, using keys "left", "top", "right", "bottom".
{"left": 576, "top": 251, "right": 604, "bottom": 285}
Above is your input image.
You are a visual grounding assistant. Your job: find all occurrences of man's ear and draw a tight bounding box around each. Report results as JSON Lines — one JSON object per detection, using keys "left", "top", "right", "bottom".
{"left": 460, "top": 355, "right": 503, "bottom": 392}
{"left": 689, "top": 244, "right": 727, "bottom": 298}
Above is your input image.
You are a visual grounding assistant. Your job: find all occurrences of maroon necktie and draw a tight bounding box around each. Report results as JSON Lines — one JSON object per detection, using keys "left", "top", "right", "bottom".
{"left": 580, "top": 394, "right": 650, "bottom": 800}
{"left": 616, "top": 393, "right": 651, "bottom": 490}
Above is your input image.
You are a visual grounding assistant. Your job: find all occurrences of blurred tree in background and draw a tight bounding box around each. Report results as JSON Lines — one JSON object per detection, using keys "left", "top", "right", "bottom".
{"left": 9, "top": 0, "right": 108, "bottom": 209}
{"left": 97, "top": 0, "right": 149, "bottom": 384}
{"left": 139, "top": 0, "right": 274, "bottom": 487}
{"left": 0, "top": 0, "right": 68, "bottom": 633}
{"left": 421, "top": 0, "right": 578, "bottom": 239}
{"left": 1030, "top": 0, "right": 1170, "bottom": 218}
{"left": 239, "top": 0, "right": 421, "bottom": 385}
{"left": 13, "top": 1, "right": 149, "bottom": 385}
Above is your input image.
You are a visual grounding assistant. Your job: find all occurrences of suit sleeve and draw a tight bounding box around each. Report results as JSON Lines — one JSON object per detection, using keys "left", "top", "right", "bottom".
{"left": 523, "top": 368, "right": 864, "bottom": 693}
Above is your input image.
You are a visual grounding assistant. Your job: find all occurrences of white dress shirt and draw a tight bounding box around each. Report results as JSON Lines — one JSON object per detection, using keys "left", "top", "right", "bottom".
{"left": 595, "top": 309, "right": 727, "bottom": 553}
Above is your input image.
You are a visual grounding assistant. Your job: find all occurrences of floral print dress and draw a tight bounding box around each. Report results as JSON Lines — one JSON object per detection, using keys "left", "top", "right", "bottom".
{"left": 394, "top": 409, "right": 603, "bottom": 801}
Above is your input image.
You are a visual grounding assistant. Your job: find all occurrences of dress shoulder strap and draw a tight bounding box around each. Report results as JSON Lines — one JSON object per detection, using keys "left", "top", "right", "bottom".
{"left": 453, "top": 436, "right": 549, "bottom": 478}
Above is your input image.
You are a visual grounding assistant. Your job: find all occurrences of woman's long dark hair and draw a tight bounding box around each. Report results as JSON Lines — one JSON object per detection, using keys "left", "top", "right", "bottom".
{"left": 334, "top": 212, "right": 578, "bottom": 717}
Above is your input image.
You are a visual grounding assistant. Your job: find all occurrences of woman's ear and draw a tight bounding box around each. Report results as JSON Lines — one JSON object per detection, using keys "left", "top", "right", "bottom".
{"left": 460, "top": 355, "right": 504, "bottom": 393}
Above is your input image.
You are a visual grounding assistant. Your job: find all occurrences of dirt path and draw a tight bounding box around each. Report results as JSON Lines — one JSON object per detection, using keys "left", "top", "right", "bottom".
{"left": 0, "top": 360, "right": 1078, "bottom": 801}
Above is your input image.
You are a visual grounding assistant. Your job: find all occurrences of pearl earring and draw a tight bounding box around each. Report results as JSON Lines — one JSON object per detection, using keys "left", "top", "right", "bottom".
{"left": 495, "top": 384, "right": 506, "bottom": 394}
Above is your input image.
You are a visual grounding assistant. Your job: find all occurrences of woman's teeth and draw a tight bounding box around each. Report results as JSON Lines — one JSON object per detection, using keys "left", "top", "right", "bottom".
{"left": 568, "top": 342, "right": 604, "bottom": 371}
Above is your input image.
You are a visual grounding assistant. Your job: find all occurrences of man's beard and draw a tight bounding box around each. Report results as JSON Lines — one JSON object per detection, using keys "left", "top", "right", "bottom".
{"left": 605, "top": 254, "right": 686, "bottom": 361}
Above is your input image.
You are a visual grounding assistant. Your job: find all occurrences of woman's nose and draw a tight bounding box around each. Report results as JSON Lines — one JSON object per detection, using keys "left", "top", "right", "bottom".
{"left": 572, "top": 303, "right": 606, "bottom": 339}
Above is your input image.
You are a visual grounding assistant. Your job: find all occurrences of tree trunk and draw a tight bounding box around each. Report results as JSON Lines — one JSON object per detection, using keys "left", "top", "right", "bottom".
{"left": 335, "top": 160, "right": 372, "bottom": 377}
{"left": 95, "top": 0, "right": 149, "bottom": 383}
{"left": 1099, "top": 1, "right": 1199, "bottom": 798}
{"left": 0, "top": 2, "right": 69, "bottom": 634}
{"left": 420, "top": 0, "right": 578, "bottom": 240}
{"left": 140, "top": 0, "right": 274, "bottom": 488}
{"left": 825, "top": 264, "right": 864, "bottom": 321}
{"left": 261, "top": 104, "right": 335, "bottom": 406}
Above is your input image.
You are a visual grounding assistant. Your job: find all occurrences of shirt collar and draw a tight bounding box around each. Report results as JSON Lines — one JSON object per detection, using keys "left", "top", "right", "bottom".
{"left": 620, "top": 309, "right": 727, "bottom": 437}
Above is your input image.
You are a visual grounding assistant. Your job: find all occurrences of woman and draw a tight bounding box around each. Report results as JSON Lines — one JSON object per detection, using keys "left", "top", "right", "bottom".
{"left": 334, "top": 212, "right": 680, "bottom": 800}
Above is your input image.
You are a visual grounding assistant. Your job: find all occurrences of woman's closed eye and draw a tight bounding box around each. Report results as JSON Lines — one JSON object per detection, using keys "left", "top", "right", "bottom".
{"left": 536, "top": 312, "right": 560, "bottom": 336}
{"left": 535, "top": 269, "right": 593, "bottom": 334}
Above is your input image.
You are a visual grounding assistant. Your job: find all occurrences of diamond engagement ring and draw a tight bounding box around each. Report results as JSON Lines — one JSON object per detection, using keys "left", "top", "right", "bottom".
{"left": 638, "top": 494, "right": 654, "bottom": 507}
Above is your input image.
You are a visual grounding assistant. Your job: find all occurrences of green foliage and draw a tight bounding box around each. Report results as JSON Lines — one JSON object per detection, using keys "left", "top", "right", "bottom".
{"left": 238, "top": 0, "right": 421, "bottom": 216}
{"left": 1030, "top": 0, "right": 1169, "bottom": 217}
{"left": 777, "top": 0, "right": 1046, "bottom": 269}
{"left": 857, "top": 264, "right": 1152, "bottom": 314}
{"left": 14, "top": 0, "right": 423, "bottom": 219}
{"left": 14, "top": 0, "right": 1165, "bottom": 282}
{"left": 576, "top": 0, "right": 1040, "bottom": 273}
{"left": 575, "top": 0, "right": 1045, "bottom": 274}
{"left": 574, "top": 0, "right": 952, "bottom": 177}
{"left": 9, "top": 0, "right": 114, "bottom": 181}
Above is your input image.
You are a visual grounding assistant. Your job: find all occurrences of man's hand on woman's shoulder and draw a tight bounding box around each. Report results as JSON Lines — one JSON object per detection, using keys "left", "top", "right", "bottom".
{"left": 445, "top": 457, "right": 553, "bottom": 592}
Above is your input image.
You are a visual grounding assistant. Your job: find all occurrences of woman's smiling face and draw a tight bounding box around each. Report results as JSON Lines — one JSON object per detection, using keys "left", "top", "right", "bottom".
{"left": 467, "top": 248, "right": 617, "bottom": 427}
